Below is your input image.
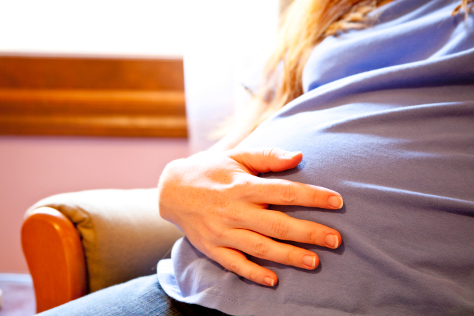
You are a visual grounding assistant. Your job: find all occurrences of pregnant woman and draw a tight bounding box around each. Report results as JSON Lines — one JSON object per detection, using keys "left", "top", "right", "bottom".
{"left": 41, "top": 0, "right": 474, "bottom": 315}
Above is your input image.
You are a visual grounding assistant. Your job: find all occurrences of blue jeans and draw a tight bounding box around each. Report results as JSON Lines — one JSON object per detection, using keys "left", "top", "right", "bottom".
{"left": 38, "top": 274, "right": 229, "bottom": 316}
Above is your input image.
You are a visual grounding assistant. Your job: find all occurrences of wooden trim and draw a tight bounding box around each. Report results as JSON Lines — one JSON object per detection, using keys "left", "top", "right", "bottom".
{"left": 22, "top": 207, "right": 87, "bottom": 313}
{"left": 0, "top": 89, "right": 185, "bottom": 114}
{"left": 0, "top": 55, "right": 184, "bottom": 90}
{"left": 0, "top": 114, "right": 187, "bottom": 138}
{"left": 0, "top": 55, "right": 187, "bottom": 137}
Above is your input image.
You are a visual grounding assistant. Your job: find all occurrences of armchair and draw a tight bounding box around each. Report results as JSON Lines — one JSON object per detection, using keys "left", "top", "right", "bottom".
{"left": 21, "top": 189, "right": 183, "bottom": 313}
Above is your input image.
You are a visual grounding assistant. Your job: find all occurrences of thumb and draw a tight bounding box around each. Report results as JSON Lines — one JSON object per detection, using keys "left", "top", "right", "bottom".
{"left": 229, "top": 148, "right": 303, "bottom": 175}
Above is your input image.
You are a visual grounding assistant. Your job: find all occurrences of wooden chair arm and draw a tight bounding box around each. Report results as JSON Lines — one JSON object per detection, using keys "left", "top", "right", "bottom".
{"left": 21, "top": 207, "right": 87, "bottom": 313}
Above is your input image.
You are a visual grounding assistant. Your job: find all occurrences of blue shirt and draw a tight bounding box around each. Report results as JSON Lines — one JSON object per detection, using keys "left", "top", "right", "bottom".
{"left": 158, "top": 0, "right": 474, "bottom": 315}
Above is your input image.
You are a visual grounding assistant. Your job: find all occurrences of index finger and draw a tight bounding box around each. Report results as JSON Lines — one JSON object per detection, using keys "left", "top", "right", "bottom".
{"left": 249, "top": 178, "right": 343, "bottom": 209}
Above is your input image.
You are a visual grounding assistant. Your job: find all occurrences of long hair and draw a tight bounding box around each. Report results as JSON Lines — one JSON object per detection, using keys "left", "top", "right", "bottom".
{"left": 233, "top": 0, "right": 473, "bottom": 135}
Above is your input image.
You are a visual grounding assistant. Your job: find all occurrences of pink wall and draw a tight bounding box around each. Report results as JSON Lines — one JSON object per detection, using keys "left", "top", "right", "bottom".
{"left": 0, "top": 136, "right": 189, "bottom": 273}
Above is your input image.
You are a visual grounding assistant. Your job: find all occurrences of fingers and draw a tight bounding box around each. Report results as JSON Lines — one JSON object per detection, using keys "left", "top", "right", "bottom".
{"left": 205, "top": 212, "right": 341, "bottom": 287}
{"left": 251, "top": 178, "right": 343, "bottom": 209}
{"left": 239, "top": 208, "right": 342, "bottom": 249}
{"left": 229, "top": 148, "right": 303, "bottom": 175}
{"left": 223, "top": 229, "right": 321, "bottom": 271}
{"left": 210, "top": 247, "right": 279, "bottom": 287}
{"left": 229, "top": 148, "right": 343, "bottom": 209}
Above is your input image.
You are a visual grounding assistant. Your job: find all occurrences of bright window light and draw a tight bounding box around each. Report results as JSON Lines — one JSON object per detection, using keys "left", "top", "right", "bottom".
{"left": 0, "top": 0, "right": 279, "bottom": 57}
{"left": 0, "top": 0, "right": 189, "bottom": 56}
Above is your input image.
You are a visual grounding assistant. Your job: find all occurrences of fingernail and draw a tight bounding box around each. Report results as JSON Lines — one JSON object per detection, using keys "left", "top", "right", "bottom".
{"left": 325, "top": 234, "right": 339, "bottom": 249}
{"left": 303, "top": 255, "right": 316, "bottom": 268}
{"left": 264, "top": 276, "right": 275, "bottom": 286}
{"left": 328, "top": 196, "right": 343, "bottom": 209}
{"left": 283, "top": 151, "right": 301, "bottom": 158}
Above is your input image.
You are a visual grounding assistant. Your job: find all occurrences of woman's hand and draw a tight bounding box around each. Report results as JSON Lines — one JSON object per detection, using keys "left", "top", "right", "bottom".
{"left": 158, "top": 148, "right": 343, "bottom": 287}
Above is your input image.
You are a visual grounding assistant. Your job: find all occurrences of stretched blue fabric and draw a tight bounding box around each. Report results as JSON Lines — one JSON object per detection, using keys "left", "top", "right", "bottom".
{"left": 158, "top": 0, "right": 474, "bottom": 315}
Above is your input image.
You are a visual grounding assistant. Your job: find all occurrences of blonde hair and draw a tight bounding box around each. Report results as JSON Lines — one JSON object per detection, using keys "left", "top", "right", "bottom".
{"left": 240, "top": 0, "right": 473, "bottom": 133}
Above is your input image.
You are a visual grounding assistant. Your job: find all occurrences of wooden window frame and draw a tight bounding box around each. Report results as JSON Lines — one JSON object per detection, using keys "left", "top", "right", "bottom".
{"left": 0, "top": 54, "right": 187, "bottom": 138}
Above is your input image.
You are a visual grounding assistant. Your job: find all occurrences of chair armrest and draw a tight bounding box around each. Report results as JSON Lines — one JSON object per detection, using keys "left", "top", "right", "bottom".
{"left": 22, "top": 207, "right": 87, "bottom": 313}
{"left": 22, "top": 188, "right": 183, "bottom": 312}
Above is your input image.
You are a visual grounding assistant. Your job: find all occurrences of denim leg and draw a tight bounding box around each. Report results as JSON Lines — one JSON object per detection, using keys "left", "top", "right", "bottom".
{"left": 38, "top": 274, "right": 229, "bottom": 316}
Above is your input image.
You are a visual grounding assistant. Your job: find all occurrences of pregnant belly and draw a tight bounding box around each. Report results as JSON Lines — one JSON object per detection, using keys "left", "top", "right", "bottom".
{"left": 168, "top": 86, "right": 474, "bottom": 316}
